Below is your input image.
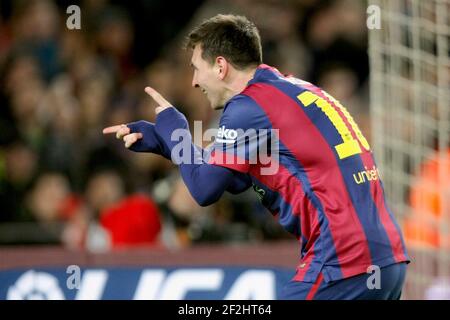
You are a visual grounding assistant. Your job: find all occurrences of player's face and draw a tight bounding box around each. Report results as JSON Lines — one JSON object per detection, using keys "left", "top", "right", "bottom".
{"left": 190, "top": 45, "right": 227, "bottom": 110}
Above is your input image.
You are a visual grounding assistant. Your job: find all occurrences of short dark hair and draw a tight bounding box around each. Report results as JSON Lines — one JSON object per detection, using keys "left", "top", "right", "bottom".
{"left": 185, "top": 14, "right": 263, "bottom": 70}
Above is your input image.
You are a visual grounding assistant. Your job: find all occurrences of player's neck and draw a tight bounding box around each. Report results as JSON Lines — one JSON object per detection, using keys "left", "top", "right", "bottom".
{"left": 223, "top": 67, "right": 257, "bottom": 102}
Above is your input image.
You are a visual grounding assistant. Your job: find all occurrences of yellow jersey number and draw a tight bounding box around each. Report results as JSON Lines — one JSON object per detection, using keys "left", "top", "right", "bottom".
{"left": 297, "top": 91, "right": 370, "bottom": 160}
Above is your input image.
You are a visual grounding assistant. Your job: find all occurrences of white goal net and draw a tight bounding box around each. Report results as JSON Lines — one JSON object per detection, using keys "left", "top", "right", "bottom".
{"left": 369, "top": 0, "right": 450, "bottom": 299}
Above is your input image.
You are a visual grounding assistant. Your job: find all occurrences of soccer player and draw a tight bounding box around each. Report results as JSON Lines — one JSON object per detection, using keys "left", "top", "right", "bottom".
{"left": 103, "top": 14, "right": 409, "bottom": 299}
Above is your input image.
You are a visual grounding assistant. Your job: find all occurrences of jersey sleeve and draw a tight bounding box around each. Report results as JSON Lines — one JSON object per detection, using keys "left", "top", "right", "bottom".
{"left": 207, "top": 95, "right": 275, "bottom": 174}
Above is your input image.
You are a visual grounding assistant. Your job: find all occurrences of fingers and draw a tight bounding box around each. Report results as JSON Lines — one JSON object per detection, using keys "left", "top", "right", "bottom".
{"left": 144, "top": 87, "right": 171, "bottom": 107}
{"left": 115, "top": 125, "right": 131, "bottom": 139}
{"left": 103, "top": 124, "right": 142, "bottom": 148}
{"left": 144, "top": 86, "right": 173, "bottom": 114}
{"left": 102, "top": 124, "right": 131, "bottom": 139}
{"left": 102, "top": 125, "right": 123, "bottom": 135}
{"left": 123, "top": 133, "right": 143, "bottom": 148}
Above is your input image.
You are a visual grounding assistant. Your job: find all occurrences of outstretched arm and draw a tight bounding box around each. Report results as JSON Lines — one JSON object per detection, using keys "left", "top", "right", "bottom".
{"left": 102, "top": 88, "right": 251, "bottom": 205}
{"left": 102, "top": 121, "right": 172, "bottom": 158}
{"left": 153, "top": 106, "right": 251, "bottom": 205}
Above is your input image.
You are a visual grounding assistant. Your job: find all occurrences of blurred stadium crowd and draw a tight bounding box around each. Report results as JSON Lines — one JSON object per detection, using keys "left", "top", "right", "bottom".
{"left": 0, "top": 0, "right": 371, "bottom": 251}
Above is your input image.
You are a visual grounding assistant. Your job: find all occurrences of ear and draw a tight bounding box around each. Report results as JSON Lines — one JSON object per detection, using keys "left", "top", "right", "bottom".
{"left": 215, "top": 56, "right": 228, "bottom": 80}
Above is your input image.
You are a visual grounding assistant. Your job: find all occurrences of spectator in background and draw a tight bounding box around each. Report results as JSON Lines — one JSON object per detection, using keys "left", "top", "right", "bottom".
{"left": 26, "top": 172, "right": 72, "bottom": 224}
{"left": 9, "top": 0, "right": 62, "bottom": 82}
{"left": 403, "top": 149, "right": 450, "bottom": 249}
{"left": 84, "top": 169, "right": 162, "bottom": 251}
{"left": 0, "top": 171, "right": 82, "bottom": 245}
{"left": 0, "top": 0, "right": 372, "bottom": 248}
{"left": 93, "top": 6, "right": 136, "bottom": 84}
{"left": 402, "top": 148, "right": 450, "bottom": 299}
{"left": 0, "top": 139, "right": 37, "bottom": 223}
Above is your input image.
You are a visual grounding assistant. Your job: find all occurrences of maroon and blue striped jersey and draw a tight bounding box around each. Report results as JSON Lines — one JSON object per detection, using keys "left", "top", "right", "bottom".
{"left": 208, "top": 64, "right": 409, "bottom": 283}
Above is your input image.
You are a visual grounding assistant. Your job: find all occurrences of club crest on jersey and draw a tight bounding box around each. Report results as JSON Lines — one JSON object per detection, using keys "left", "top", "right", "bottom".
{"left": 216, "top": 126, "right": 238, "bottom": 144}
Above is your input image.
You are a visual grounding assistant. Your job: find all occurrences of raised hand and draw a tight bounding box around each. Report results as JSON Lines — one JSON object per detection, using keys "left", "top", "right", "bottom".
{"left": 102, "top": 87, "right": 185, "bottom": 157}
{"left": 144, "top": 86, "right": 173, "bottom": 114}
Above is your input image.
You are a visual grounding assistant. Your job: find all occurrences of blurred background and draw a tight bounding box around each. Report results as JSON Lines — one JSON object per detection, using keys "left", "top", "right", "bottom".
{"left": 0, "top": 0, "right": 448, "bottom": 300}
